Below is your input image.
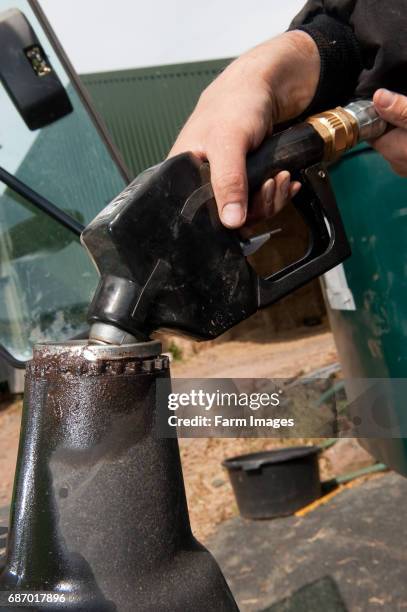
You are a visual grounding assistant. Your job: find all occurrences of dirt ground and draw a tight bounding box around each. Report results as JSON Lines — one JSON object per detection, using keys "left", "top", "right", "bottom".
{"left": 172, "top": 326, "right": 342, "bottom": 540}
{"left": 171, "top": 325, "right": 337, "bottom": 379}
{"left": 0, "top": 326, "right": 360, "bottom": 543}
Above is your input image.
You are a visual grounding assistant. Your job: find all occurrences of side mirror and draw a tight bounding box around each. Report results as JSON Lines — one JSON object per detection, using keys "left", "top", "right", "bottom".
{"left": 0, "top": 0, "right": 129, "bottom": 367}
{"left": 0, "top": 8, "right": 72, "bottom": 129}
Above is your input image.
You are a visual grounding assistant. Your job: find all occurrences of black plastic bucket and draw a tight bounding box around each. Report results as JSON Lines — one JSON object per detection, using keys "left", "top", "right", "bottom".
{"left": 222, "top": 446, "right": 321, "bottom": 519}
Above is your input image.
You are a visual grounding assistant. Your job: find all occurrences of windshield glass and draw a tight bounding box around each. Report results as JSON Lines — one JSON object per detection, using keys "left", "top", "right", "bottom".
{"left": 0, "top": 0, "right": 126, "bottom": 361}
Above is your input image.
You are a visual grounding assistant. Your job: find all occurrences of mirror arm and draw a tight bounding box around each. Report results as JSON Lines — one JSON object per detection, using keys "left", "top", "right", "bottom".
{"left": 0, "top": 166, "right": 84, "bottom": 237}
{"left": 0, "top": 169, "right": 86, "bottom": 368}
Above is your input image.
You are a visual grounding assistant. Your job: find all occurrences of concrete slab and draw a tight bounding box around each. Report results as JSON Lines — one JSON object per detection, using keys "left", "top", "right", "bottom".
{"left": 1, "top": 473, "right": 406, "bottom": 611}
{"left": 207, "top": 472, "right": 407, "bottom": 612}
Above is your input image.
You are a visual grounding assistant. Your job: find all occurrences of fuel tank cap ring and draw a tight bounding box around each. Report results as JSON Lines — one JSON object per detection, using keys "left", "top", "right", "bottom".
{"left": 32, "top": 339, "right": 163, "bottom": 362}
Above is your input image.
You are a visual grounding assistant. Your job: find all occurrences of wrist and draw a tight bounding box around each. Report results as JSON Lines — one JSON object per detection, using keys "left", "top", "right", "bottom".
{"left": 270, "top": 31, "right": 320, "bottom": 122}
{"left": 232, "top": 31, "right": 320, "bottom": 124}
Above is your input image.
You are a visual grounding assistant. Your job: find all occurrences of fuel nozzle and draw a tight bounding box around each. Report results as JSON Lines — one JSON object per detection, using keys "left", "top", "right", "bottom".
{"left": 83, "top": 100, "right": 384, "bottom": 347}
{"left": 306, "top": 100, "right": 387, "bottom": 162}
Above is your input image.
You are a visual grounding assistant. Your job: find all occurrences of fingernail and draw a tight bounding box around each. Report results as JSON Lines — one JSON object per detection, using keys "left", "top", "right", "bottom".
{"left": 221, "top": 203, "right": 244, "bottom": 227}
{"left": 290, "top": 182, "right": 302, "bottom": 197}
{"left": 265, "top": 180, "right": 275, "bottom": 205}
{"left": 376, "top": 89, "right": 396, "bottom": 109}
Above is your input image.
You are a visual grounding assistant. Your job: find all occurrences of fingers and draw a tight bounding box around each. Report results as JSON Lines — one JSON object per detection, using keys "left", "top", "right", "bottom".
{"left": 247, "top": 172, "right": 302, "bottom": 225}
{"left": 206, "top": 130, "right": 251, "bottom": 228}
{"left": 372, "top": 89, "right": 407, "bottom": 177}
{"left": 248, "top": 179, "right": 276, "bottom": 223}
{"left": 290, "top": 181, "right": 302, "bottom": 200}
{"left": 371, "top": 128, "right": 407, "bottom": 177}
{"left": 274, "top": 172, "right": 301, "bottom": 214}
{"left": 374, "top": 89, "right": 407, "bottom": 130}
{"left": 170, "top": 106, "right": 299, "bottom": 228}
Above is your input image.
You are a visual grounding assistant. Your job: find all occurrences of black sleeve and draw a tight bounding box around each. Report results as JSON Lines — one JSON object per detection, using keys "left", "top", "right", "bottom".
{"left": 290, "top": 0, "right": 407, "bottom": 112}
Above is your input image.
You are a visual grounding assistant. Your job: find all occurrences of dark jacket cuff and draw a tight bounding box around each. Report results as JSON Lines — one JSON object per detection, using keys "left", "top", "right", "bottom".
{"left": 290, "top": 14, "right": 363, "bottom": 115}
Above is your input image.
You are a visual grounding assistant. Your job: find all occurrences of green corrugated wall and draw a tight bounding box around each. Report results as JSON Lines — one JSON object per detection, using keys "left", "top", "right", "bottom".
{"left": 81, "top": 59, "right": 231, "bottom": 178}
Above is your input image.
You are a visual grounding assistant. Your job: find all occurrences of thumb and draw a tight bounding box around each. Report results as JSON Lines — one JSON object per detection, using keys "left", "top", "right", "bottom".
{"left": 374, "top": 89, "right": 407, "bottom": 129}
{"left": 207, "top": 132, "right": 250, "bottom": 228}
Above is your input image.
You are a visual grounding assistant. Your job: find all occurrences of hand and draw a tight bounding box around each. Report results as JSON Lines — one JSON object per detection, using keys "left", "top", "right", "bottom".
{"left": 372, "top": 89, "right": 407, "bottom": 177}
{"left": 169, "top": 31, "right": 320, "bottom": 228}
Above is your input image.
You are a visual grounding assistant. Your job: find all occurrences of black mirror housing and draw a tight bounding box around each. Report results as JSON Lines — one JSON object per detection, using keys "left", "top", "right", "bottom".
{"left": 0, "top": 8, "right": 73, "bottom": 130}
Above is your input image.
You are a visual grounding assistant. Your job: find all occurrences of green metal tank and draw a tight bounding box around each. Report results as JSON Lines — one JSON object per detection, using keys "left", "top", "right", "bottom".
{"left": 328, "top": 145, "right": 407, "bottom": 473}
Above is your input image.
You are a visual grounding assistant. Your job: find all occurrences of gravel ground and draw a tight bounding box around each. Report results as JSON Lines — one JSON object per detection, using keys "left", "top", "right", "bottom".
{"left": 173, "top": 326, "right": 342, "bottom": 540}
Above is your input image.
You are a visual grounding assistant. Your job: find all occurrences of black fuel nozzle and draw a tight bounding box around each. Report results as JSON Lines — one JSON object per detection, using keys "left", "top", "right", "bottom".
{"left": 81, "top": 100, "right": 386, "bottom": 345}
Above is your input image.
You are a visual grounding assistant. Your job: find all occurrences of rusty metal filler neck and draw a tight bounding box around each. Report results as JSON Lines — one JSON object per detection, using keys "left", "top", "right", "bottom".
{"left": 2, "top": 336, "right": 238, "bottom": 610}
{"left": 29, "top": 339, "right": 166, "bottom": 378}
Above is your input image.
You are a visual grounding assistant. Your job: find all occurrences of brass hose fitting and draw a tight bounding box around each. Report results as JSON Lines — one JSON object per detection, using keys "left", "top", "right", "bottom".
{"left": 306, "top": 107, "right": 359, "bottom": 162}
{"left": 306, "top": 100, "right": 387, "bottom": 163}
